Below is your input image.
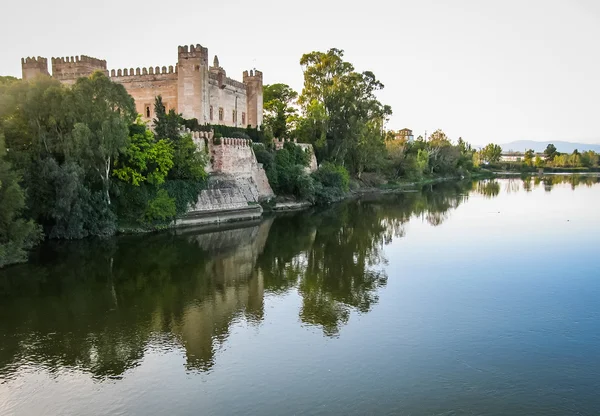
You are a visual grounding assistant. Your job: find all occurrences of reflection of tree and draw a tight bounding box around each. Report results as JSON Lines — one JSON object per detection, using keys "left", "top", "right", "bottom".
{"left": 476, "top": 180, "right": 501, "bottom": 198}
{"left": 0, "top": 225, "right": 268, "bottom": 379}
{"left": 258, "top": 181, "right": 473, "bottom": 336}
{"left": 523, "top": 174, "right": 599, "bottom": 192}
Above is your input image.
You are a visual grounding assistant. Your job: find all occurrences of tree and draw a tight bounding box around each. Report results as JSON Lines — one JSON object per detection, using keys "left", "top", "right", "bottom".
{"left": 0, "top": 134, "right": 43, "bottom": 266}
{"left": 297, "top": 48, "right": 392, "bottom": 173}
{"left": 524, "top": 149, "right": 534, "bottom": 166}
{"left": 544, "top": 144, "right": 558, "bottom": 161}
{"left": 153, "top": 96, "right": 182, "bottom": 143}
{"left": 263, "top": 84, "right": 298, "bottom": 138}
{"left": 480, "top": 143, "right": 502, "bottom": 164}
{"left": 534, "top": 155, "right": 545, "bottom": 168}
{"left": 67, "top": 72, "right": 136, "bottom": 205}
{"left": 113, "top": 124, "right": 174, "bottom": 186}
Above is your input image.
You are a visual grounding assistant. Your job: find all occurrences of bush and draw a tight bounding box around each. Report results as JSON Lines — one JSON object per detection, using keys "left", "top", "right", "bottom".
{"left": 311, "top": 163, "right": 350, "bottom": 205}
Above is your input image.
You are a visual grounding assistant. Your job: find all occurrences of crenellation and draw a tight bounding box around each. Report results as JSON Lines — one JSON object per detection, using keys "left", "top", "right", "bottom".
{"left": 21, "top": 56, "right": 50, "bottom": 80}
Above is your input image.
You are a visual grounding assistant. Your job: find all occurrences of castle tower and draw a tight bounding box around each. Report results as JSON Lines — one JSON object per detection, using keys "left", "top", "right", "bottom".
{"left": 243, "top": 70, "right": 263, "bottom": 128}
{"left": 177, "top": 44, "right": 209, "bottom": 122}
{"left": 21, "top": 57, "right": 49, "bottom": 80}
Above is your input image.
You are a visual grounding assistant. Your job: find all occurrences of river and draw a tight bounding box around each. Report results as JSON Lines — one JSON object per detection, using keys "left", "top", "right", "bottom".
{"left": 1, "top": 176, "right": 599, "bottom": 415}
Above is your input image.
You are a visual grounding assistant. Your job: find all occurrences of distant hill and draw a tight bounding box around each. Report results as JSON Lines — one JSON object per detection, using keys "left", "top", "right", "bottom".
{"left": 499, "top": 140, "right": 600, "bottom": 153}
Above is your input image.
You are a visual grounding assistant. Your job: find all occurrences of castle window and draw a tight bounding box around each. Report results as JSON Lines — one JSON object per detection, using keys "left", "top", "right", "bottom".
{"left": 242, "top": 112, "right": 246, "bottom": 126}
{"left": 210, "top": 106, "right": 213, "bottom": 121}
{"left": 195, "top": 65, "right": 200, "bottom": 71}
{"left": 145, "top": 105, "right": 151, "bottom": 118}
{"left": 218, "top": 107, "right": 224, "bottom": 121}
{"left": 232, "top": 110, "right": 236, "bottom": 123}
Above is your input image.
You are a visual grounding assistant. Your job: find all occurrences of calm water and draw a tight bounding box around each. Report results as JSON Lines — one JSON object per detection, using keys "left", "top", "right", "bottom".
{"left": 1, "top": 176, "right": 599, "bottom": 416}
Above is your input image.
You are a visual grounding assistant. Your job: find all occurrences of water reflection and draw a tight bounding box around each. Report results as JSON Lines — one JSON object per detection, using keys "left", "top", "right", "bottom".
{"left": 0, "top": 177, "right": 597, "bottom": 381}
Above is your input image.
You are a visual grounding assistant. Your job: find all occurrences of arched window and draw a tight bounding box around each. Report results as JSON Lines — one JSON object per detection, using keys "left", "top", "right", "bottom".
{"left": 146, "top": 106, "right": 150, "bottom": 118}
{"left": 210, "top": 106, "right": 213, "bottom": 121}
{"left": 218, "top": 107, "right": 224, "bottom": 121}
{"left": 232, "top": 110, "right": 236, "bottom": 123}
{"left": 242, "top": 112, "right": 246, "bottom": 126}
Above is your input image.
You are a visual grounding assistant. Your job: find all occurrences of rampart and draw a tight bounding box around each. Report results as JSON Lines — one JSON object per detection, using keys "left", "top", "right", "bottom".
{"left": 176, "top": 129, "right": 274, "bottom": 226}
{"left": 51, "top": 55, "right": 108, "bottom": 84}
{"left": 110, "top": 65, "right": 179, "bottom": 117}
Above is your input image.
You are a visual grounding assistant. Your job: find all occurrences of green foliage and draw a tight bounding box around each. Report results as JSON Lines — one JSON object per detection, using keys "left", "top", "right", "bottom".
{"left": 169, "top": 133, "right": 207, "bottom": 181}
{"left": 153, "top": 96, "right": 182, "bottom": 142}
{"left": 162, "top": 179, "right": 206, "bottom": 217}
{"left": 0, "top": 135, "right": 43, "bottom": 266}
{"left": 480, "top": 143, "right": 502, "bottom": 164}
{"left": 0, "top": 72, "right": 208, "bottom": 243}
{"left": 524, "top": 149, "right": 535, "bottom": 166}
{"left": 144, "top": 189, "right": 176, "bottom": 223}
{"left": 534, "top": 155, "right": 545, "bottom": 168}
{"left": 114, "top": 127, "right": 174, "bottom": 186}
{"left": 544, "top": 144, "right": 558, "bottom": 161}
{"left": 263, "top": 83, "right": 298, "bottom": 138}
{"left": 253, "top": 144, "right": 274, "bottom": 170}
{"left": 311, "top": 163, "right": 350, "bottom": 204}
{"left": 296, "top": 48, "right": 391, "bottom": 174}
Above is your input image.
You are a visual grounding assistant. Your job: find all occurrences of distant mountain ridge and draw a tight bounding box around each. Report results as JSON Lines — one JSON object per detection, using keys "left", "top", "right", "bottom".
{"left": 498, "top": 140, "right": 600, "bottom": 153}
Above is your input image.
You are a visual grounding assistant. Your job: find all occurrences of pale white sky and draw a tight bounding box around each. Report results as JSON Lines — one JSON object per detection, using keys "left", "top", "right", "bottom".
{"left": 1, "top": 0, "right": 599, "bottom": 146}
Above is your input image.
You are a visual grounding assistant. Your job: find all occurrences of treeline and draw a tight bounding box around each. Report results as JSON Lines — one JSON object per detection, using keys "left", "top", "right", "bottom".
{"left": 477, "top": 142, "right": 600, "bottom": 172}
{"left": 0, "top": 74, "right": 206, "bottom": 266}
{"left": 260, "top": 48, "right": 482, "bottom": 200}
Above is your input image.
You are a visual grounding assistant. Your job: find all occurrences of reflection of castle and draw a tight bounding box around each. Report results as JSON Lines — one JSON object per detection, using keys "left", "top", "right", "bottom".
{"left": 172, "top": 220, "right": 272, "bottom": 371}
{"left": 20, "top": 43, "right": 263, "bottom": 127}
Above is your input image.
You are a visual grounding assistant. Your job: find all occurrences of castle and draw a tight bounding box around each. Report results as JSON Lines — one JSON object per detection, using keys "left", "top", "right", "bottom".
{"left": 20, "top": 44, "right": 263, "bottom": 128}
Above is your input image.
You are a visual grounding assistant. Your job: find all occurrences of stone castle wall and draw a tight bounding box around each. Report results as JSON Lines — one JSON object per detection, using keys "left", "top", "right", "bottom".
{"left": 110, "top": 67, "right": 179, "bottom": 117}
{"left": 20, "top": 43, "right": 263, "bottom": 128}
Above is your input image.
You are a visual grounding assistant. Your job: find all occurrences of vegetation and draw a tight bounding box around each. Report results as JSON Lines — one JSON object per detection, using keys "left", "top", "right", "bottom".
{"left": 480, "top": 141, "right": 600, "bottom": 173}
{"left": 0, "top": 74, "right": 207, "bottom": 266}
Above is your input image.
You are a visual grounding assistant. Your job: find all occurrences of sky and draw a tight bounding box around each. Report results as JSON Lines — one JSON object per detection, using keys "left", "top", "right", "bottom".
{"left": 1, "top": 0, "right": 599, "bottom": 146}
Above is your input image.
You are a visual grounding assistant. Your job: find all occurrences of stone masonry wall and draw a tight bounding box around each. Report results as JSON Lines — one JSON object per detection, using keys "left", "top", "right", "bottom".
{"left": 110, "top": 67, "right": 178, "bottom": 119}
{"left": 182, "top": 130, "right": 274, "bottom": 220}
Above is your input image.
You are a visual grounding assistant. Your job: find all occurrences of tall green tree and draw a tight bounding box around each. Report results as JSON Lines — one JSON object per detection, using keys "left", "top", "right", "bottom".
{"left": 153, "top": 96, "right": 182, "bottom": 142}
{"left": 544, "top": 144, "right": 558, "bottom": 161}
{"left": 296, "top": 48, "right": 392, "bottom": 173}
{"left": 67, "top": 72, "right": 136, "bottom": 205}
{"left": 263, "top": 83, "right": 298, "bottom": 138}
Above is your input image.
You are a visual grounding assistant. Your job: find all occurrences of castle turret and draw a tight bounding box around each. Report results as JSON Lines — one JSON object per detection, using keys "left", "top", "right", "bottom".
{"left": 177, "top": 44, "right": 209, "bottom": 122}
{"left": 243, "top": 70, "right": 263, "bottom": 128}
{"left": 21, "top": 57, "right": 49, "bottom": 80}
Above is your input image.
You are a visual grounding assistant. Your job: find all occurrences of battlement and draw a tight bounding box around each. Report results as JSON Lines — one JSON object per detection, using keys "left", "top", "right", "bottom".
{"left": 274, "top": 138, "right": 298, "bottom": 150}
{"left": 178, "top": 44, "right": 209, "bottom": 61}
{"left": 51, "top": 55, "right": 107, "bottom": 81}
{"left": 51, "top": 55, "right": 107, "bottom": 68}
{"left": 110, "top": 65, "right": 177, "bottom": 78}
{"left": 243, "top": 69, "right": 263, "bottom": 82}
{"left": 21, "top": 56, "right": 48, "bottom": 68}
{"left": 21, "top": 56, "right": 50, "bottom": 80}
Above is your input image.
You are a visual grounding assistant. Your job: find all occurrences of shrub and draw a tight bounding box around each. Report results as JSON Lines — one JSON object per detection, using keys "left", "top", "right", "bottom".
{"left": 311, "top": 163, "right": 350, "bottom": 204}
